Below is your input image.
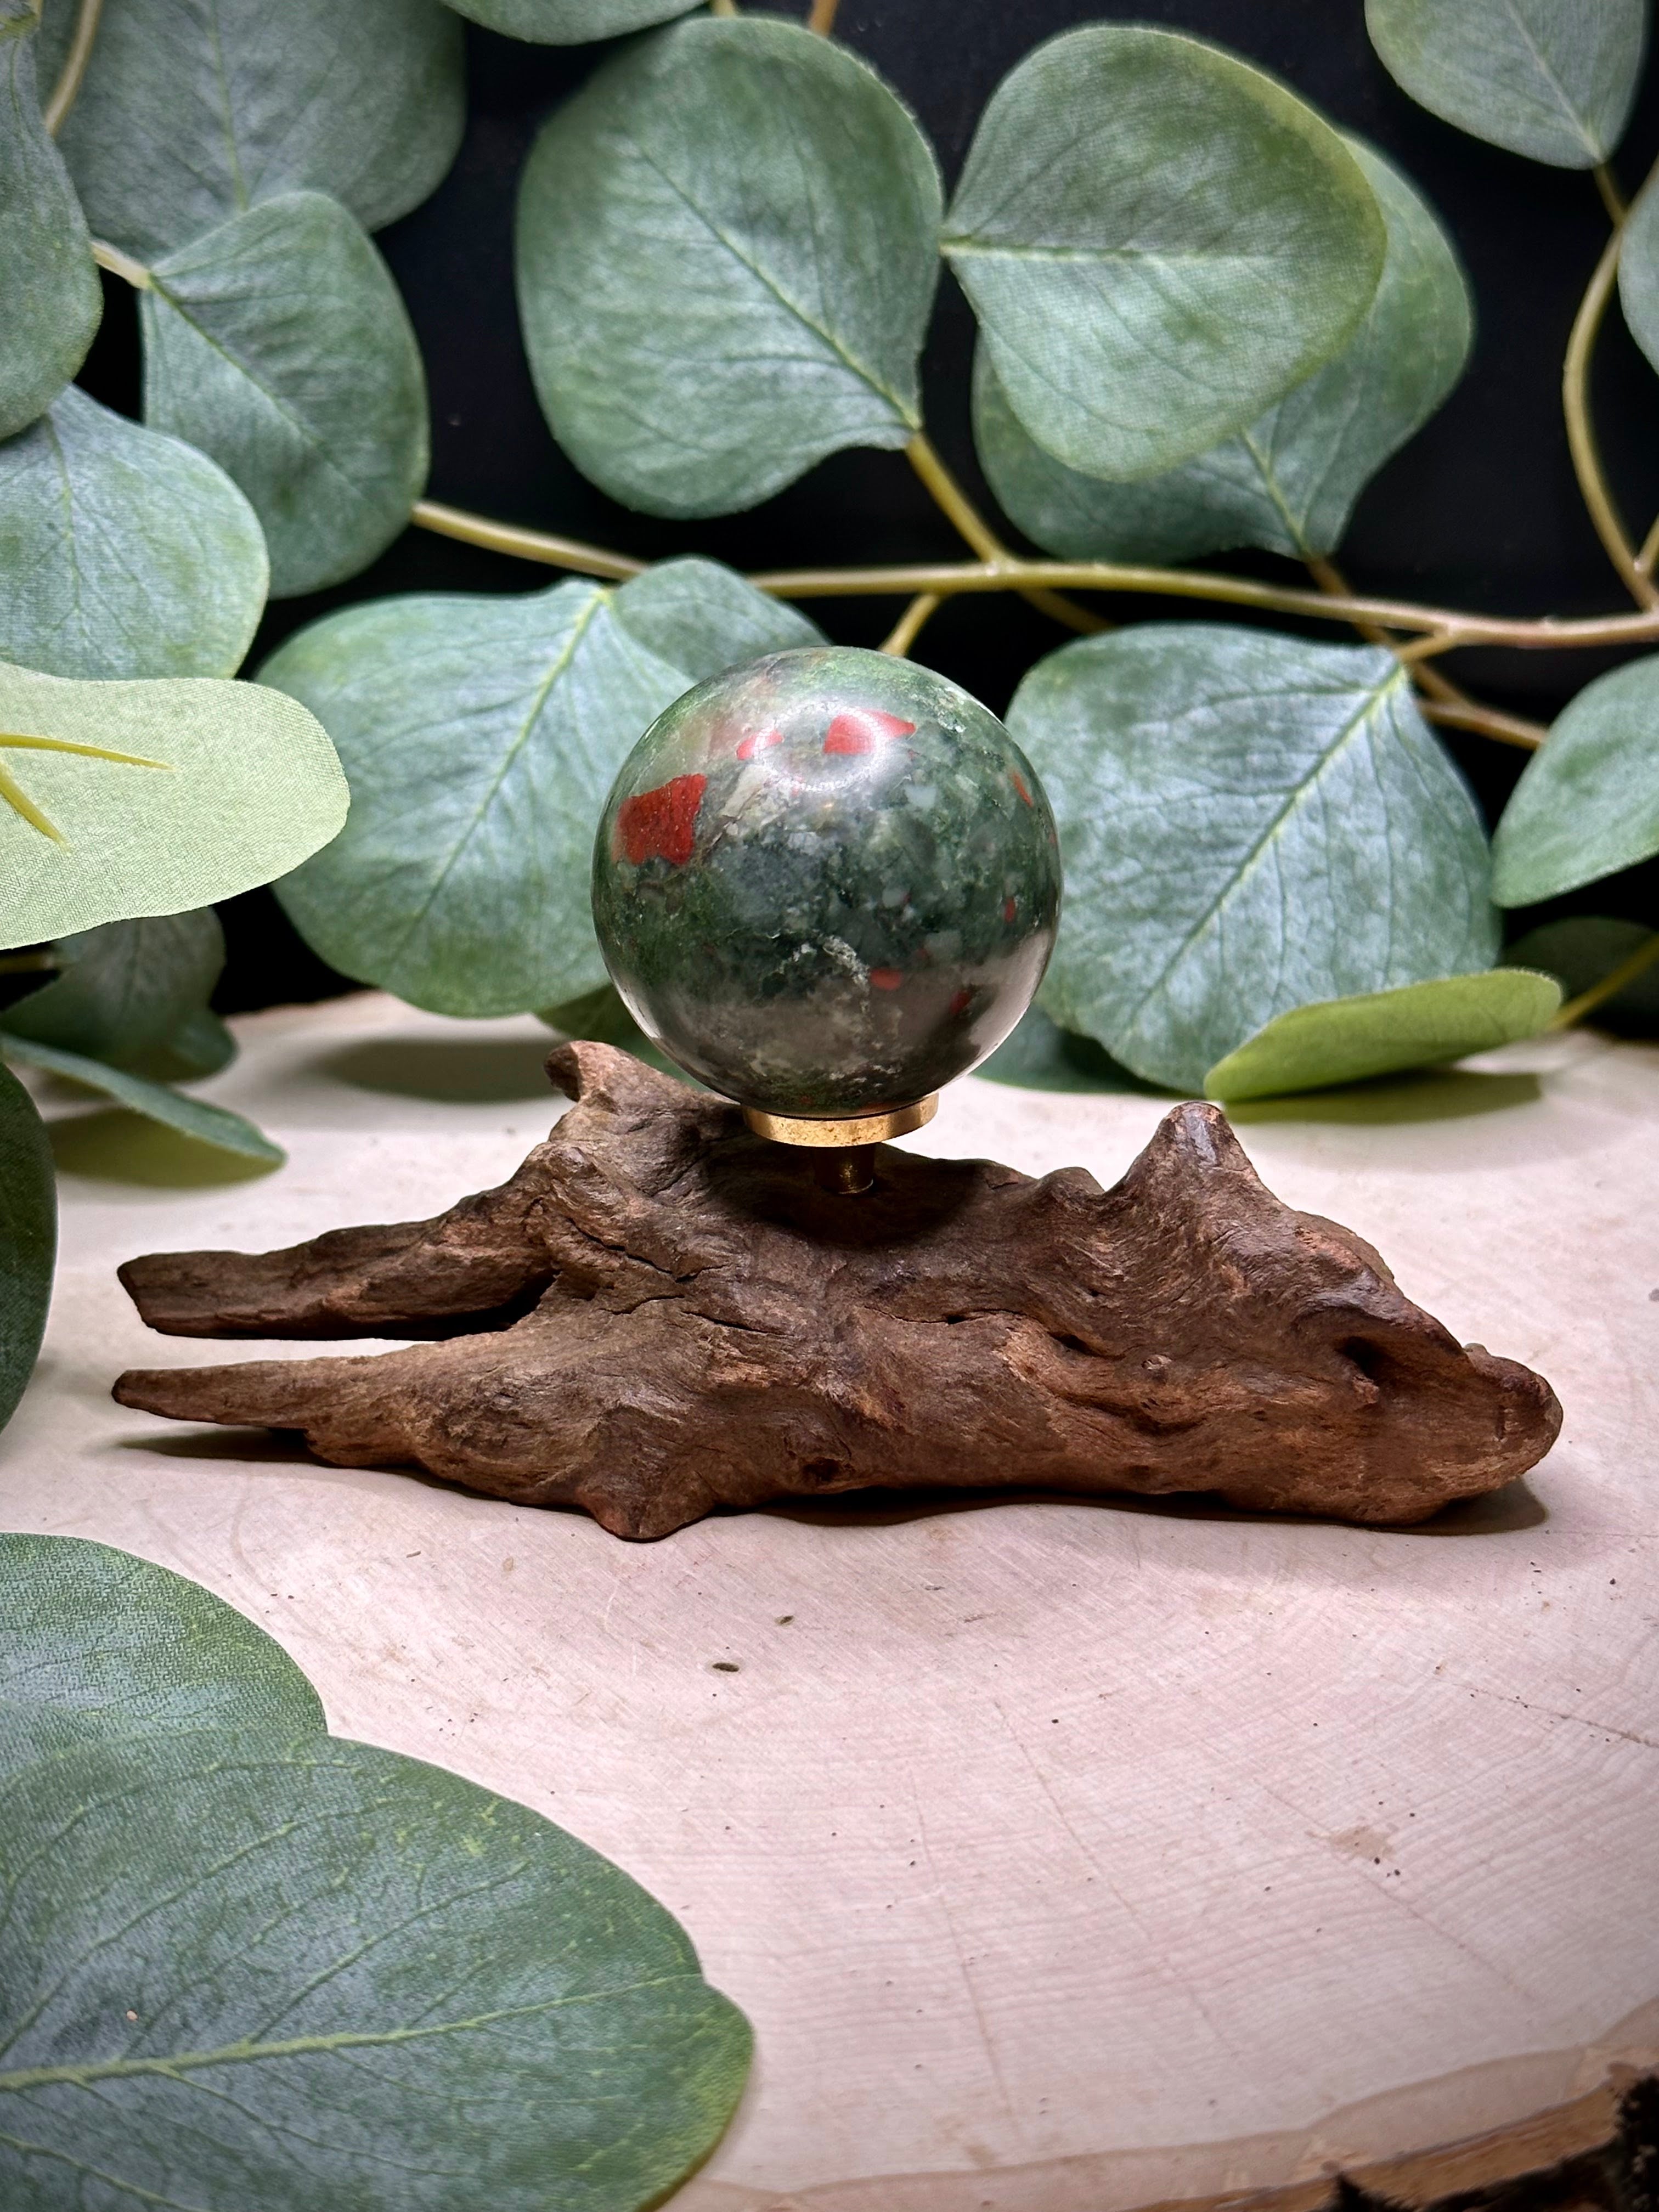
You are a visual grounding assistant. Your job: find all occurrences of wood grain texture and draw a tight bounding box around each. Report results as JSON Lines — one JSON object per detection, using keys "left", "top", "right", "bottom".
{"left": 113, "top": 1042, "right": 1560, "bottom": 1538}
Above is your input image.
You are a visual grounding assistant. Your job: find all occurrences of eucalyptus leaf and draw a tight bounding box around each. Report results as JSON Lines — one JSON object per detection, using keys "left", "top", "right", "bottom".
{"left": 1365, "top": 0, "right": 1645, "bottom": 168}
{"left": 943, "top": 25, "right": 1386, "bottom": 482}
{"left": 974, "top": 1005, "right": 1152, "bottom": 1094}
{"left": 1204, "top": 969, "right": 1560, "bottom": 1102}
{"left": 40, "top": 0, "right": 465, "bottom": 262}
{"left": 0, "top": 657, "right": 347, "bottom": 949}
{"left": 0, "top": 1730, "right": 751, "bottom": 2209}
{"left": 974, "top": 138, "right": 1471, "bottom": 563}
{"left": 1, "top": 1034, "right": 282, "bottom": 1161}
{"left": 0, "top": 1059, "right": 53, "bottom": 1434}
{"left": 263, "top": 558, "right": 821, "bottom": 1016}
{"left": 1504, "top": 917, "right": 1659, "bottom": 1034}
{"left": 1492, "top": 654, "right": 1659, "bottom": 904}
{"left": 0, "top": 16, "right": 100, "bottom": 442}
{"left": 440, "top": 0, "right": 698, "bottom": 37}
{"left": 1009, "top": 626, "right": 1499, "bottom": 1094}
{"left": 0, "top": 1533, "right": 323, "bottom": 1775}
{"left": 142, "top": 192, "right": 429, "bottom": 597}
{"left": 0, "top": 386, "right": 267, "bottom": 680}
{"left": 1, "top": 910, "right": 225, "bottom": 1068}
{"left": 516, "top": 16, "right": 941, "bottom": 518}
{"left": 148, "top": 1004, "right": 238, "bottom": 1080}
{"left": 1618, "top": 171, "right": 1659, "bottom": 380}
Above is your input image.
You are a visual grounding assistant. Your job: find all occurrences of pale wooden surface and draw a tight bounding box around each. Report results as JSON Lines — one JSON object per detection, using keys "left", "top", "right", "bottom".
{"left": 4, "top": 993, "right": 1657, "bottom": 2211}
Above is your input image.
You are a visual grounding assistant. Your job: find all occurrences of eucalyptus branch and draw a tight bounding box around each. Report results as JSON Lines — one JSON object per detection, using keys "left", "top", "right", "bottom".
{"left": 806, "top": 0, "right": 840, "bottom": 30}
{"left": 406, "top": 498, "right": 1659, "bottom": 660}
{"left": 1594, "top": 163, "right": 1629, "bottom": 224}
{"left": 1549, "top": 930, "right": 1659, "bottom": 1029}
{"left": 411, "top": 499, "right": 644, "bottom": 581}
{"left": 904, "top": 434, "right": 1105, "bottom": 635}
{"left": 1306, "top": 556, "right": 1547, "bottom": 751}
{"left": 1562, "top": 203, "right": 1659, "bottom": 610}
{"left": 41, "top": 0, "right": 105, "bottom": 136}
{"left": 1637, "top": 509, "right": 1659, "bottom": 578}
{"left": 747, "top": 555, "right": 1659, "bottom": 652}
{"left": 89, "top": 238, "right": 150, "bottom": 289}
{"left": 879, "top": 592, "right": 941, "bottom": 656}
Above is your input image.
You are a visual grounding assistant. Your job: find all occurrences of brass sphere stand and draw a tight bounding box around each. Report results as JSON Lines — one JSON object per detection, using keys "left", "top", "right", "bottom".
{"left": 742, "top": 1097, "right": 939, "bottom": 1195}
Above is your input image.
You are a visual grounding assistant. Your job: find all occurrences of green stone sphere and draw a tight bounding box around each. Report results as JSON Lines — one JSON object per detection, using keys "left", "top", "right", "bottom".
{"left": 591, "top": 647, "right": 1062, "bottom": 1119}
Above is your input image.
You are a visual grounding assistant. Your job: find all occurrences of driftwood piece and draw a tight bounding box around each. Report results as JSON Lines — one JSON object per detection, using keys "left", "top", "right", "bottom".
{"left": 114, "top": 1042, "right": 1561, "bottom": 1541}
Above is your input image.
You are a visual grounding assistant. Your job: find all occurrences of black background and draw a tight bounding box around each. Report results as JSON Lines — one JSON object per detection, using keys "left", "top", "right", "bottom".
{"left": 75, "top": 0, "right": 1659, "bottom": 1012}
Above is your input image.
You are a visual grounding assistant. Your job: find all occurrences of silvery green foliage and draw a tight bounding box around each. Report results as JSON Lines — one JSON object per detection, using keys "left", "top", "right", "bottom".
{"left": 38, "top": 0, "right": 465, "bottom": 261}
{"left": 1619, "top": 170, "right": 1659, "bottom": 377}
{"left": 0, "top": 1060, "right": 53, "bottom": 1434}
{"left": 1, "top": 910, "right": 225, "bottom": 1068}
{"left": 0, "top": 1731, "right": 751, "bottom": 2209}
{"left": 973, "top": 138, "right": 1472, "bottom": 565}
{"left": 0, "top": 9, "right": 100, "bottom": 442}
{"left": 0, "top": 387, "right": 268, "bottom": 679}
{"left": 1493, "top": 654, "right": 1659, "bottom": 904}
{"left": 516, "top": 16, "right": 941, "bottom": 518}
{"left": 0, "top": 1031, "right": 282, "bottom": 1159}
{"left": 943, "top": 26, "right": 1386, "bottom": 482}
{"left": 1203, "top": 970, "right": 1560, "bottom": 1103}
{"left": 0, "top": 658, "right": 348, "bottom": 948}
{"left": 263, "top": 560, "right": 823, "bottom": 1017}
{"left": 142, "top": 193, "right": 428, "bottom": 597}
{"left": 1009, "top": 627, "right": 1499, "bottom": 1093}
{"left": 1365, "top": 0, "right": 1646, "bottom": 168}
{"left": 440, "top": 0, "right": 698, "bottom": 37}
{"left": 0, "top": 1533, "right": 323, "bottom": 1773}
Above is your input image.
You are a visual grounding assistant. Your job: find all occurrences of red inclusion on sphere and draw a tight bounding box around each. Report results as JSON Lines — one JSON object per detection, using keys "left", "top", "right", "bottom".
{"left": 949, "top": 987, "right": 973, "bottom": 1018}
{"left": 735, "top": 727, "right": 782, "bottom": 761}
{"left": 1011, "top": 770, "right": 1034, "bottom": 806}
{"left": 616, "top": 774, "right": 707, "bottom": 867}
{"left": 823, "top": 709, "right": 916, "bottom": 755}
{"left": 1003, "top": 896, "right": 1018, "bottom": 923}
{"left": 870, "top": 967, "right": 905, "bottom": 991}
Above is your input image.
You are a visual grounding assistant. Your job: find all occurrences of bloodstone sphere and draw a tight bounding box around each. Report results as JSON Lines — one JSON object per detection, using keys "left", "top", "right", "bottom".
{"left": 591, "top": 647, "right": 1062, "bottom": 1121}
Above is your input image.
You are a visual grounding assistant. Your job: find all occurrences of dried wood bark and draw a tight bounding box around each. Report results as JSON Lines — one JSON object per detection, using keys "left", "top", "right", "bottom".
{"left": 114, "top": 1042, "right": 1561, "bottom": 1541}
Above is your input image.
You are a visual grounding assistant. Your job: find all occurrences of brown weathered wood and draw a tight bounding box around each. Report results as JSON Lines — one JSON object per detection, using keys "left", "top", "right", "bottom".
{"left": 112, "top": 1042, "right": 1561, "bottom": 1541}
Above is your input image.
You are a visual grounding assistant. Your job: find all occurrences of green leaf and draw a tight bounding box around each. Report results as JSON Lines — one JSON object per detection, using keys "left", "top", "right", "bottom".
{"left": 0, "top": 1730, "right": 751, "bottom": 2208}
{"left": 2, "top": 1034, "right": 283, "bottom": 1161}
{"left": 1, "top": 910, "right": 224, "bottom": 1067}
{"left": 1365, "top": 0, "right": 1645, "bottom": 168}
{"left": 0, "top": 657, "right": 347, "bottom": 949}
{"left": 40, "top": 0, "right": 465, "bottom": 261}
{"left": 0, "top": 21, "right": 101, "bottom": 442}
{"left": 0, "top": 1058, "right": 53, "bottom": 1434}
{"left": 515, "top": 16, "right": 941, "bottom": 518}
{"left": 1008, "top": 625, "right": 1499, "bottom": 1093}
{"left": 973, "top": 137, "right": 1471, "bottom": 563}
{"left": 1504, "top": 917, "right": 1659, "bottom": 1034}
{"left": 142, "top": 192, "right": 429, "bottom": 598}
{"left": 145, "top": 1003, "right": 238, "bottom": 1080}
{"left": 440, "top": 0, "right": 698, "bottom": 37}
{"left": 263, "top": 558, "right": 822, "bottom": 1016}
{"left": 1492, "top": 654, "right": 1659, "bottom": 904}
{"left": 0, "top": 386, "right": 268, "bottom": 680}
{"left": 1618, "top": 170, "right": 1659, "bottom": 379}
{"left": 1204, "top": 969, "right": 1561, "bottom": 1102}
{"left": 974, "top": 1004, "right": 1153, "bottom": 1094}
{"left": 942, "top": 25, "right": 1386, "bottom": 482}
{"left": 0, "top": 1533, "right": 323, "bottom": 1775}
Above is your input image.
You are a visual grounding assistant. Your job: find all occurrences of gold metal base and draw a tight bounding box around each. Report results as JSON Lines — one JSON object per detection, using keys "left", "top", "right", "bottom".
{"left": 742, "top": 1096, "right": 938, "bottom": 1149}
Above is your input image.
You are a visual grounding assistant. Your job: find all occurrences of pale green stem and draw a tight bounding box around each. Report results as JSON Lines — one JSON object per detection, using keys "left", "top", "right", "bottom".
{"left": 1549, "top": 932, "right": 1659, "bottom": 1030}
{"left": 42, "top": 0, "right": 104, "bottom": 135}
